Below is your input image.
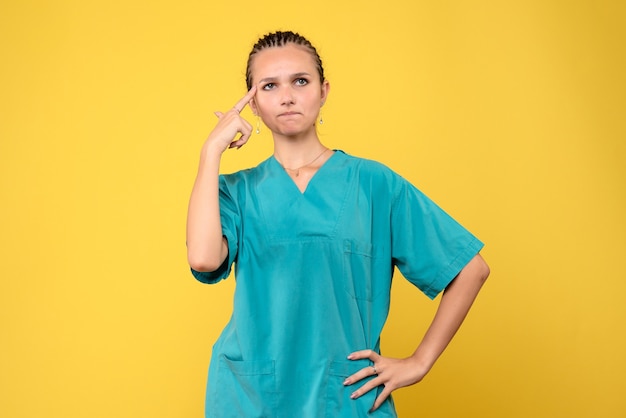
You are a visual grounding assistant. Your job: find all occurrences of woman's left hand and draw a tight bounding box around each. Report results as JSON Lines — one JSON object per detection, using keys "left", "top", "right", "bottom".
{"left": 343, "top": 349, "right": 428, "bottom": 412}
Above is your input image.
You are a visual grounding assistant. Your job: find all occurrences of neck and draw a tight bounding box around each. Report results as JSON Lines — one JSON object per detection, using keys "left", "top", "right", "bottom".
{"left": 272, "top": 134, "right": 326, "bottom": 168}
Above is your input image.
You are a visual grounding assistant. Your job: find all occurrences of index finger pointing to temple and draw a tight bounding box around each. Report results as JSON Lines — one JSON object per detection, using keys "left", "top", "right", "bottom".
{"left": 232, "top": 85, "right": 257, "bottom": 113}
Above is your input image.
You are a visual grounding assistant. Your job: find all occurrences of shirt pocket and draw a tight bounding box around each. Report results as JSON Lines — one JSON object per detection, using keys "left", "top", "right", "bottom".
{"left": 210, "top": 356, "right": 276, "bottom": 417}
{"left": 325, "top": 360, "right": 396, "bottom": 417}
{"left": 343, "top": 240, "right": 390, "bottom": 301}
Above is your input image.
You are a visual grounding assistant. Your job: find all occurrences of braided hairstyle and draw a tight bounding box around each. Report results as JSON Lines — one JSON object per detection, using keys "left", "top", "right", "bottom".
{"left": 245, "top": 31, "right": 325, "bottom": 90}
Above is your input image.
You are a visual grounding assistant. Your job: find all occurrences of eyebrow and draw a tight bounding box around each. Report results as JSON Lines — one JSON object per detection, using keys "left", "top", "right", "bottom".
{"left": 258, "top": 72, "right": 312, "bottom": 84}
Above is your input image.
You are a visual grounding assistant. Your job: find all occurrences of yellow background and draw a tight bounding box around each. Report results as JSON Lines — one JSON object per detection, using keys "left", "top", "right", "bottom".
{"left": 1, "top": 1, "right": 624, "bottom": 417}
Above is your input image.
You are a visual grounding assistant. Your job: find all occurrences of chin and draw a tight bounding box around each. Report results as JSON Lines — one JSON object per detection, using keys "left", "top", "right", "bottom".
{"left": 274, "top": 123, "right": 315, "bottom": 137}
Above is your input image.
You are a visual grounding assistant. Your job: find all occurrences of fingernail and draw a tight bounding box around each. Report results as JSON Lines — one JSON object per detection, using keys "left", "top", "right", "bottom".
{"left": 347, "top": 354, "right": 354, "bottom": 360}
{"left": 350, "top": 392, "right": 357, "bottom": 399}
{"left": 343, "top": 378, "right": 349, "bottom": 385}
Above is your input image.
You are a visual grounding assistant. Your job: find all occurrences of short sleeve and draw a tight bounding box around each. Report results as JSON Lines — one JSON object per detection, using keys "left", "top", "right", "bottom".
{"left": 191, "top": 174, "right": 240, "bottom": 284}
{"left": 391, "top": 178, "right": 484, "bottom": 299}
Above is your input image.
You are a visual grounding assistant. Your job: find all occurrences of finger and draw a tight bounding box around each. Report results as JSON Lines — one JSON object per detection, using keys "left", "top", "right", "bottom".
{"left": 349, "top": 376, "right": 382, "bottom": 400}
{"left": 229, "top": 136, "right": 249, "bottom": 149}
{"left": 232, "top": 85, "right": 257, "bottom": 113}
{"left": 214, "top": 111, "right": 224, "bottom": 119}
{"left": 229, "top": 132, "right": 250, "bottom": 149}
{"left": 228, "top": 120, "right": 253, "bottom": 149}
{"left": 229, "top": 136, "right": 248, "bottom": 149}
{"left": 370, "top": 386, "right": 393, "bottom": 412}
{"left": 343, "top": 365, "right": 378, "bottom": 386}
{"left": 347, "top": 349, "right": 379, "bottom": 362}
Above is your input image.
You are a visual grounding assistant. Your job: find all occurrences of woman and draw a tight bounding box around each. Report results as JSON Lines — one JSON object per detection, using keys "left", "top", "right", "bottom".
{"left": 187, "top": 31, "right": 490, "bottom": 417}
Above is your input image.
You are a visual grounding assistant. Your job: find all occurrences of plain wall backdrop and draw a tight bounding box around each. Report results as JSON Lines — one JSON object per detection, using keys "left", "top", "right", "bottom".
{"left": 1, "top": 1, "right": 624, "bottom": 417}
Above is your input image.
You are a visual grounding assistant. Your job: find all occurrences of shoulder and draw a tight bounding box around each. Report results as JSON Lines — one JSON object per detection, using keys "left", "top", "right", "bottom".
{"left": 337, "top": 150, "right": 409, "bottom": 190}
{"left": 219, "top": 156, "right": 273, "bottom": 188}
{"left": 337, "top": 150, "right": 395, "bottom": 175}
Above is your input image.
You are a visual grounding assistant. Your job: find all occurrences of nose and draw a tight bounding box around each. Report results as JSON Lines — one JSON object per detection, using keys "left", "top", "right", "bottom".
{"left": 279, "top": 85, "right": 295, "bottom": 106}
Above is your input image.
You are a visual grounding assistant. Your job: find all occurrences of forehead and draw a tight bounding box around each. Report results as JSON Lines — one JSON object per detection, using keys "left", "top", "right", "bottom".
{"left": 250, "top": 44, "right": 317, "bottom": 81}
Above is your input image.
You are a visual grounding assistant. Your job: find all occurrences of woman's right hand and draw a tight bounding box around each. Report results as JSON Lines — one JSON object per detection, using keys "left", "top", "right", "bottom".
{"left": 187, "top": 86, "right": 258, "bottom": 272}
{"left": 205, "top": 86, "right": 258, "bottom": 153}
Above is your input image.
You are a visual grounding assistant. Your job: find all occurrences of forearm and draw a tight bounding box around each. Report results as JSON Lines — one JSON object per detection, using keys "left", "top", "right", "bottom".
{"left": 410, "top": 254, "right": 490, "bottom": 374}
{"left": 344, "top": 255, "right": 489, "bottom": 409}
{"left": 186, "top": 143, "right": 228, "bottom": 272}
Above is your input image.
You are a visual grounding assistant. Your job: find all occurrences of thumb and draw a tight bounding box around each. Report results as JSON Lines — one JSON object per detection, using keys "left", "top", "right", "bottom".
{"left": 214, "top": 111, "right": 224, "bottom": 119}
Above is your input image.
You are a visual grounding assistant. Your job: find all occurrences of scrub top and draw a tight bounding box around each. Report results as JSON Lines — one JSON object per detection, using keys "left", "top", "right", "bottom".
{"left": 192, "top": 150, "right": 483, "bottom": 418}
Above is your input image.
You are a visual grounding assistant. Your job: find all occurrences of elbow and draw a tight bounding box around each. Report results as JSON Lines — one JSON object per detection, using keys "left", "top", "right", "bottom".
{"left": 188, "top": 258, "right": 222, "bottom": 273}
{"left": 188, "top": 253, "right": 225, "bottom": 273}
{"left": 187, "top": 237, "right": 229, "bottom": 273}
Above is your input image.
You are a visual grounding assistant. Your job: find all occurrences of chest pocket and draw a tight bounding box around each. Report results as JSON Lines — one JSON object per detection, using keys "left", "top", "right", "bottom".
{"left": 343, "top": 240, "right": 391, "bottom": 301}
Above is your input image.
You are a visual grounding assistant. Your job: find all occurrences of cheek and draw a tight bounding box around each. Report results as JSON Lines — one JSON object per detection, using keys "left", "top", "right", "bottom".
{"left": 252, "top": 96, "right": 268, "bottom": 114}
{"left": 255, "top": 98, "right": 276, "bottom": 120}
{"left": 306, "top": 90, "right": 323, "bottom": 105}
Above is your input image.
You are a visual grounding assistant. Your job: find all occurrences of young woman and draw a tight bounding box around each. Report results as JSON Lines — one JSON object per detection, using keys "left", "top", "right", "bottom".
{"left": 187, "top": 31, "right": 490, "bottom": 417}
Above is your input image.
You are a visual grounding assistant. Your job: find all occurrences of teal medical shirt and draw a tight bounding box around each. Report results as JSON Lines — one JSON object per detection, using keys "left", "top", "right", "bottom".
{"left": 192, "top": 151, "right": 484, "bottom": 417}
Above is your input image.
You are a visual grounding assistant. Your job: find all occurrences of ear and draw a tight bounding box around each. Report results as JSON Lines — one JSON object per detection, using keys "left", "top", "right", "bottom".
{"left": 249, "top": 97, "right": 258, "bottom": 116}
{"left": 320, "top": 80, "right": 330, "bottom": 105}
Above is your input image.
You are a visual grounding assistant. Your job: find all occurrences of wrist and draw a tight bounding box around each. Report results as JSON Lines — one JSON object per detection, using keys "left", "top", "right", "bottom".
{"left": 201, "top": 140, "right": 227, "bottom": 162}
{"left": 408, "top": 351, "right": 436, "bottom": 379}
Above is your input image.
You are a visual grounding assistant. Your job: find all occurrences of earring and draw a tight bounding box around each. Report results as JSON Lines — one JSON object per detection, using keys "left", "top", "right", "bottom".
{"left": 256, "top": 116, "right": 261, "bottom": 134}
{"left": 319, "top": 113, "right": 324, "bottom": 125}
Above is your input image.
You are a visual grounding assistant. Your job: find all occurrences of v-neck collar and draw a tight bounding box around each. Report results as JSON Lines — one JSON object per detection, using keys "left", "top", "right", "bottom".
{"left": 256, "top": 150, "right": 350, "bottom": 242}
{"left": 270, "top": 150, "right": 339, "bottom": 195}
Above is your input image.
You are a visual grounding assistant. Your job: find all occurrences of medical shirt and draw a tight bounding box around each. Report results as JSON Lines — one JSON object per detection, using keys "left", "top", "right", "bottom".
{"left": 192, "top": 151, "right": 484, "bottom": 417}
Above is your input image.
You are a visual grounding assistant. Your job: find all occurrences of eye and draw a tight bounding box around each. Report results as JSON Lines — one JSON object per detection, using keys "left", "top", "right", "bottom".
{"left": 294, "top": 78, "right": 308, "bottom": 86}
{"left": 262, "top": 82, "right": 276, "bottom": 90}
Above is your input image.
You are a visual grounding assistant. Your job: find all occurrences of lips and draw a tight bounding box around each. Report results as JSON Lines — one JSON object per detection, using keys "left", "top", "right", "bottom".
{"left": 278, "top": 111, "right": 301, "bottom": 117}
